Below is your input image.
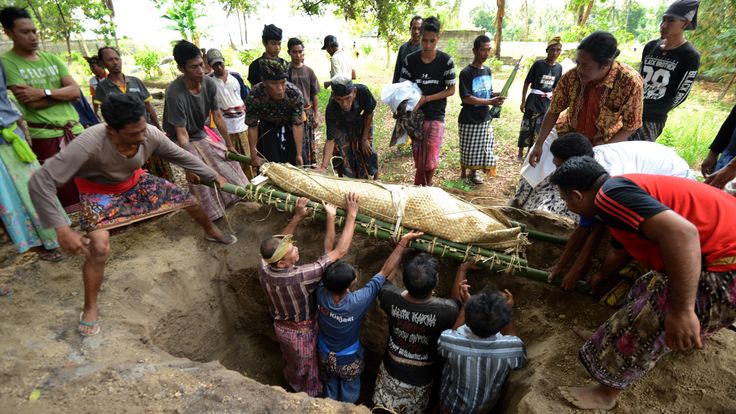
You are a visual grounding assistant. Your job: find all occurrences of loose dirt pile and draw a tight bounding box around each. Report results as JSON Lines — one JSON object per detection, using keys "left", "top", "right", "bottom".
{"left": 0, "top": 202, "right": 734, "bottom": 413}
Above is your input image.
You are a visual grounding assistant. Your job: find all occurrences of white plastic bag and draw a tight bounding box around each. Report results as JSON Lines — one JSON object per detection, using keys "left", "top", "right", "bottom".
{"left": 380, "top": 81, "right": 422, "bottom": 113}
{"left": 520, "top": 129, "right": 559, "bottom": 188}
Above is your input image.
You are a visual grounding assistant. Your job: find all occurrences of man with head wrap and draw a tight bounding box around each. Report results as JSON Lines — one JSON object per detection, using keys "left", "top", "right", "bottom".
{"left": 320, "top": 75, "right": 378, "bottom": 179}
{"left": 518, "top": 36, "right": 563, "bottom": 160}
{"left": 630, "top": 0, "right": 700, "bottom": 142}
{"left": 245, "top": 59, "right": 305, "bottom": 167}
{"left": 248, "top": 24, "right": 289, "bottom": 87}
{"left": 258, "top": 193, "right": 360, "bottom": 397}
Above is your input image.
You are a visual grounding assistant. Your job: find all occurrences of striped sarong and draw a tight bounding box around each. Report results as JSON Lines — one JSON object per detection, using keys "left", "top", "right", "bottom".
{"left": 273, "top": 319, "right": 323, "bottom": 397}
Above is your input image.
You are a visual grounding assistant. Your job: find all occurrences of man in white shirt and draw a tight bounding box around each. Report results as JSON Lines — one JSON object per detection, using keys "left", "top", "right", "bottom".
{"left": 322, "top": 35, "right": 356, "bottom": 89}
{"left": 206, "top": 48, "right": 250, "bottom": 173}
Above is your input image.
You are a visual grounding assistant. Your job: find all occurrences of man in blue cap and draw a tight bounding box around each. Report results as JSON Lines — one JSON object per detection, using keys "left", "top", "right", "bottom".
{"left": 630, "top": 0, "right": 700, "bottom": 142}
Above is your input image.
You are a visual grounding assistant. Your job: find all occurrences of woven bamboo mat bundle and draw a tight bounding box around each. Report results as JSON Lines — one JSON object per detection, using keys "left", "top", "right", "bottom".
{"left": 259, "top": 162, "right": 522, "bottom": 248}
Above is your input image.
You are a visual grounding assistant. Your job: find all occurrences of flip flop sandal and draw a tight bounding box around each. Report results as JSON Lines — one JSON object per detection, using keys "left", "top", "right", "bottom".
{"left": 79, "top": 312, "right": 101, "bottom": 337}
{"left": 38, "top": 249, "right": 66, "bottom": 262}
{"left": 204, "top": 232, "right": 238, "bottom": 245}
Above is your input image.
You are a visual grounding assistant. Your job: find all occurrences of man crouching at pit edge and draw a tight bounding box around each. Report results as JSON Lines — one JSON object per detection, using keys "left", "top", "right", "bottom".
{"left": 549, "top": 156, "right": 736, "bottom": 411}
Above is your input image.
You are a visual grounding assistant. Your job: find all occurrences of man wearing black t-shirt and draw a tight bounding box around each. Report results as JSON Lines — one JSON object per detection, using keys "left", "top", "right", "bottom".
{"left": 458, "top": 35, "right": 505, "bottom": 184}
{"left": 248, "top": 24, "right": 289, "bottom": 87}
{"left": 518, "top": 36, "right": 563, "bottom": 160}
{"left": 392, "top": 16, "right": 422, "bottom": 84}
{"left": 320, "top": 76, "right": 379, "bottom": 179}
{"left": 399, "top": 16, "right": 456, "bottom": 186}
{"left": 372, "top": 253, "right": 460, "bottom": 413}
{"left": 630, "top": 0, "right": 700, "bottom": 142}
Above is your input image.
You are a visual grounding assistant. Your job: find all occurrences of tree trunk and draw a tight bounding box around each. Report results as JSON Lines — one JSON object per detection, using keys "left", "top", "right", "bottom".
{"left": 243, "top": 12, "right": 248, "bottom": 45}
{"left": 237, "top": 10, "right": 243, "bottom": 46}
{"left": 65, "top": 33, "right": 72, "bottom": 64}
{"left": 494, "top": 0, "right": 504, "bottom": 58}
{"left": 719, "top": 71, "right": 736, "bottom": 101}
{"left": 579, "top": 0, "right": 594, "bottom": 27}
{"left": 522, "top": 0, "right": 529, "bottom": 42}
{"left": 78, "top": 36, "right": 90, "bottom": 57}
{"left": 386, "top": 40, "right": 391, "bottom": 68}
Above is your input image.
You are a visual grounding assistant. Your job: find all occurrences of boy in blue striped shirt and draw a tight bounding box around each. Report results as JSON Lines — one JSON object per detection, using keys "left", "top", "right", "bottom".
{"left": 437, "top": 271, "right": 527, "bottom": 413}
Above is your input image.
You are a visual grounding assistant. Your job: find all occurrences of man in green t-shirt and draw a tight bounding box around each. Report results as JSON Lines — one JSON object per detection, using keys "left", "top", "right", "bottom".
{"left": 0, "top": 6, "right": 83, "bottom": 210}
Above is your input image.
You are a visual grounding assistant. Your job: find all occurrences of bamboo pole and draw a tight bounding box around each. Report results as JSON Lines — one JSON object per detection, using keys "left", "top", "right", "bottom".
{"left": 206, "top": 181, "right": 592, "bottom": 294}
{"left": 225, "top": 152, "right": 571, "bottom": 246}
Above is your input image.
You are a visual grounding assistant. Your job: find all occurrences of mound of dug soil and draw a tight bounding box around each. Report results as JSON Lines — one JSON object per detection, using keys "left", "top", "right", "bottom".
{"left": 0, "top": 202, "right": 734, "bottom": 413}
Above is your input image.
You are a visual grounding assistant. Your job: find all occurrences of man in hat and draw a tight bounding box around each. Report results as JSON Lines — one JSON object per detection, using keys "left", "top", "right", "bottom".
{"left": 258, "top": 193, "right": 360, "bottom": 397}
{"left": 630, "top": 0, "right": 700, "bottom": 142}
{"left": 245, "top": 59, "right": 305, "bottom": 168}
{"left": 248, "top": 24, "right": 289, "bottom": 87}
{"left": 517, "top": 36, "right": 563, "bottom": 160}
{"left": 320, "top": 75, "right": 378, "bottom": 179}
{"left": 207, "top": 48, "right": 251, "bottom": 171}
{"left": 322, "top": 35, "right": 356, "bottom": 89}
{"left": 392, "top": 16, "right": 423, "bottom": 84}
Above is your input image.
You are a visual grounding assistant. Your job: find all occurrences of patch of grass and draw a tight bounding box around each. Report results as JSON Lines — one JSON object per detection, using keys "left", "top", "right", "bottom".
{"left": 658, "top": 87, "right": 729, "bottom": 167}
{"left": 441, "top": 178, "right": 473, "bottom": 192}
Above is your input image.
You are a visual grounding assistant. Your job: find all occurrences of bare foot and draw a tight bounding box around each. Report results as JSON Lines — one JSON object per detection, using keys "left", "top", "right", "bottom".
{"left": 572, "top": 326, "right": 595, "bottom": 340}
{"left": 559, "top": 385, "right": 619, "bottom": 410}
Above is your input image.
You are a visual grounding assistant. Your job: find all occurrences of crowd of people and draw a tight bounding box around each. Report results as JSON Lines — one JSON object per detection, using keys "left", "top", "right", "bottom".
{"left": 1, "top": 0, "right": 736, "bottom": 412}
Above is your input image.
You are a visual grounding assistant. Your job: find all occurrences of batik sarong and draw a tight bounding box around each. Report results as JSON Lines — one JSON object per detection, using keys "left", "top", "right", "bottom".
{"left": 580, "top": 270, "right": 736, "bottom": 390}
{"left": 273, "top": 319, "right": 323, "bottom": 397}
{"left": 628, "top": 120, "right": 665, "bottom": 142}
{"left": 328, "top": 123, "right": 378, "bottom": 179}
{"left": 372, "top": 362, "right": 432, "bottom": 414}
{"left": 510, "top": 176, "right": 579, "bottom": 221}
{"left": 0, "top": 129, "right": 66, "bottom": 252}
{"left": 78, "top": 172, "right": 196, "bottom": 232}
{"left": 187, "top": 136, "right": 248, "bottom": 221}
{"left": 459, "top": 120, "right": 496, "bottom": 176}
{"left": 518, "top": 109, "right": 543, "bottom": 148}
{"left": 303, "top": 107, "right": 316, "bottom": 167}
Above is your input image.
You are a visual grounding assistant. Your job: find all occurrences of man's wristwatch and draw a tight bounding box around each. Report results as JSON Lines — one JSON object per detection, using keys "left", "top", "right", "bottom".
{"left": 43, "top": 89, "right": 52, "bottom": 97}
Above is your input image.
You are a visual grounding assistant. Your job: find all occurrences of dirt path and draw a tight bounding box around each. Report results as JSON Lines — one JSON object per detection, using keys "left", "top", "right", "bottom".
{"left": 1, "top": 203, "right": 734, "bottom": 413}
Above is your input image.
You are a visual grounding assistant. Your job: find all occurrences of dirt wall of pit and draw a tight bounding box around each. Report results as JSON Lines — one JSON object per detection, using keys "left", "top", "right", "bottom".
{"left": 1, "top": 202, "right": 735, "bottom": 413}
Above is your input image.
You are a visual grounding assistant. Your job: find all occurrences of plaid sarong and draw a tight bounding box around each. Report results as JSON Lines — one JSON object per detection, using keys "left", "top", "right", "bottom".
{"left": 273, "top": 319, "right": 323, "bottom": 397}
{"left": 459, "top": 120, "right": 496, "bottom": 175}
{"left": 79, "top": 172, "right": 196, "bottom": 232}
{"left": 580, "top": 270, "right": 736, "bottom": 389}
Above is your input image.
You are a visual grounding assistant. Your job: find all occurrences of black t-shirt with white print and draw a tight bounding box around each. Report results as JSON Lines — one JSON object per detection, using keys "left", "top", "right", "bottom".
{"left": 523, "top": 59, "right": 562, "bottom": 114}
{"left": 399, "top": 50, "right": 456, "bottom": 122}
{"left": 640, "top": 39, "right": 700, "bottom": 122}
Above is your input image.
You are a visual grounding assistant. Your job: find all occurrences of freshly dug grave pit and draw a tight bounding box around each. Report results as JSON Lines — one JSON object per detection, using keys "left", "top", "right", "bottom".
{"left": 0, "top": 202, "right": 735, "bottom": 413}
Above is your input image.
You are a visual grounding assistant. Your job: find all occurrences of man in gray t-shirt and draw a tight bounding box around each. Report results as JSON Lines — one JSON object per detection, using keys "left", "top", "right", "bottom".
{"left": 161, "top": 40, "right": 248, "bottom": 222}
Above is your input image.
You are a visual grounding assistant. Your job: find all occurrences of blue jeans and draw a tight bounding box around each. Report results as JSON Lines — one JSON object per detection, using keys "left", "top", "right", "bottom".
{"left": 715, "top": 149, "right": 735, "bottom": 172}
{"left": 324, "top": 373, "right": 361, "bottom": 403}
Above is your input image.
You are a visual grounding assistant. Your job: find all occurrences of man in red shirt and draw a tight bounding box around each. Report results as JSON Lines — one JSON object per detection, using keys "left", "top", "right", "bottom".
{"left": 549, "top": 156, "right": 736, "bottom": 410}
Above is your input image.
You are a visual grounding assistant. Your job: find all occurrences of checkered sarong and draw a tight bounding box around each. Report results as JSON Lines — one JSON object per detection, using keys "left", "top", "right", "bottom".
{"left": 459, "top": 121, "right": 496, "bottom": 171}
